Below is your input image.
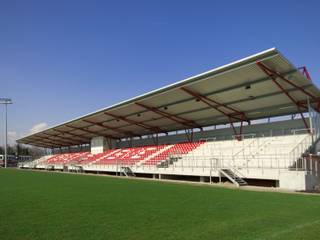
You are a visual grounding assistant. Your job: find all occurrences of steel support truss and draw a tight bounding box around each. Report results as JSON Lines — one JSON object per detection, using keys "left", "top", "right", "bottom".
{"left": 53, "top": 129, "right": 89, "bottom": 142}
{"left": 181, "top": 87, "right": 248, "bottom": 140}
{"left": 41, "top": 132, "right": 84, "bottom": 146}
{"left": 256, "top": 61, "right": 319, "bottom": 133}
{"left": 104, "top": 112, "right": 166, "bottom": 134}
{"left": 28, "top": 137, "right": 69, "bottom": 148}
{"left": 66, "top": 125, "right": 119, "bottom": 140}
{"left": 82, "top": 119, "right": 138, "bottom": 138}
{"left": 298, "top": 66, "right": 312, "bottom": 81}
{"left": 135, "top": 102, "right": 202, "bottom": 130}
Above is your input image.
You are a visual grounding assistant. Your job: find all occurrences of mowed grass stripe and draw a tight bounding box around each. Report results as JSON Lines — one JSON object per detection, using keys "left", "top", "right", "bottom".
{"left": 0, "top": 169, "right": 319, "bottom": 240}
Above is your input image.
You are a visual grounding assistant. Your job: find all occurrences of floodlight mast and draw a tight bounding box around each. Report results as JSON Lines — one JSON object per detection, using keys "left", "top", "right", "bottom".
{"left": 0, "top": 98, "right": 13, "bottom": 168}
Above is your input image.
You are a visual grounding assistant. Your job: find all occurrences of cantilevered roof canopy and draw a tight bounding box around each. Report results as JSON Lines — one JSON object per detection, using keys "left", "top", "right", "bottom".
{"left": 17, "top": 48, "right": 320, "bottom": 148}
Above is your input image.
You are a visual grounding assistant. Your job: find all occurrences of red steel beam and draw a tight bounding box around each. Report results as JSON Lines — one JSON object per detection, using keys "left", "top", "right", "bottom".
{"left": 42, "top": 138, "right": 72, "bottom": 147}
{"left": 49, "top": 135, "right": 83, "bottom": 144}
{"left": 53, "top": 129, "right": 89, "bottom": 142}
{"left": 104, "top": 112, "right": 166, "bottom": 134}
{"left": 34, "top": 142, "right": 59, "bottom": 148}
{"left": 257, "top": 62, "right": 317, "bottom": 100}
{"left": 181, "top": 87, "right": 247, "bottom": 140}
{"left": 297, "top": 97, "right": 320, "bottom": 105}
{"left": 82, "top": 119, "right": 139, "bottom": 137}
{"left": 43, "top": 136, "right": 79, "bottom": 146}
{"left": 41, "top": 132, "right": 84, "bottom": 145}
{"left": 30, "top": 142, "right": 59, "bottom": 148}
{"left": 181, "top": 87, "right": 248, "bottom": 122}
{"left": 66, "top": 125, "right": 119, "bottom": 139}
{"left": 135, "top": 102, "right": 202, "bottom": 130}
{"left": 256, "top": 61, "right": 310, "bottom": 132}
{"left": 298, "top": 66, "right": 312, "bottom": 81}
{"left": 28, "top": 137, "right": 69, "bottom": 148}
{"left": 298, "top": 98, "right": 320, "bottom": 114}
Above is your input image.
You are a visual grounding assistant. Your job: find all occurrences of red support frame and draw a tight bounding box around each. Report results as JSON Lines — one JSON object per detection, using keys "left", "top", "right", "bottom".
{"left": 32, "top": 141, "right": 60, "bottom": 148}
{"left": 256, "top": 61, "right": 311, "bottom": 133}
{"left": 257, "top": 62, "right": 317, "bottom": 100}
{"left": 53, "top": 129, "right": 89, "bottom": 142}
{"left": 82, "top": 119, "right": 138, "bottom": 138}
{"left": 36, "top": 142, "right": 60, "bottom": 148}
{"left": 30, "top": 136, "right": 68, "bottom": 148}
{"left": 181, "top": 87, "right": 248, "bottom": 140}
{"left": 41, "top": 132, "right": 83, "bottom": 145}
{"left": 66, "top": 125, "right": 118, "bottom": 140}
{"left": 135, "top": 102, "right": 202, "bottom": 130}
{"left": 43, "top": 137, "right": 72, "bottom": 147}
{"left": 104, "top": 112, "right": 166, "bottom": 134}
{"left": 298, "top": 66, "right": 312, "bottom": 81}
{"left": 297, "top": 97, "right": 320, "bottom": 106}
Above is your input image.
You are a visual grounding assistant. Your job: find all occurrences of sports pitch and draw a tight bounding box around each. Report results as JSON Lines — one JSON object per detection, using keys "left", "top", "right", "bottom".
{"left": 0, "top": 169, "right": 319, "bottom": 240}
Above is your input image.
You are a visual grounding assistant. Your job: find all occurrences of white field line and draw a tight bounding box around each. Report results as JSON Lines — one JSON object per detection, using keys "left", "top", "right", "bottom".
{"left": 255, "top": 219, "right": 320, "bottom": 240}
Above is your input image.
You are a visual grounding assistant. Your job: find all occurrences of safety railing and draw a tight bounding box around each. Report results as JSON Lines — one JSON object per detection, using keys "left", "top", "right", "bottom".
{"left": 291, "top": 128, "right": 311, "bottom": 135}
{"left": 26, "top": 152, "right": 319, "bottom": 177}
{"left": 198, "top": 127, "right": 309, "bottom": 143}
{"left": 289, "top": 134, "right": 312, "bottom": 168}
{"left": 300, "top": 155, "right": 320, "bottom": 176}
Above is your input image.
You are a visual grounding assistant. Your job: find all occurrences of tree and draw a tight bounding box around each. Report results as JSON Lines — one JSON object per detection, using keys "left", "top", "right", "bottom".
{"left": 0, "top": 144, "right": 46, "bottom": 159}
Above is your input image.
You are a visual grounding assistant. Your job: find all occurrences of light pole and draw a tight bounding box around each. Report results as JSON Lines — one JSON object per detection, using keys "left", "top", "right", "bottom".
{"left": 0, "top": 98, "right": 13, "bottom": 168}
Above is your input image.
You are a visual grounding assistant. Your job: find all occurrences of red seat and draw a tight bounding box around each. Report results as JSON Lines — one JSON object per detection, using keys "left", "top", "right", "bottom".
{"left": 45, "top": 142, "right": 203, "bottom": 166}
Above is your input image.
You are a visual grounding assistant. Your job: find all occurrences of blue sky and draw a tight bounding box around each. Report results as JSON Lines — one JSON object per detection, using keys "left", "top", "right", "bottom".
{"left": 0, "top": 0, "right": 319, "bottom": 145}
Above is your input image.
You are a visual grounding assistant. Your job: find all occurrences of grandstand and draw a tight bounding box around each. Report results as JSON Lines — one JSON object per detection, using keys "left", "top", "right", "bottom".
{"left": 17, "top": 48, "right": 320, "bottom": 191}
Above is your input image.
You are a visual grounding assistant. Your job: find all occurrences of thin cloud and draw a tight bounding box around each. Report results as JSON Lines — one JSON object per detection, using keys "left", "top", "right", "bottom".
{"left": 29, "top": 122, "right": 48, "bottom": 134}
{"left": 8, "top": 131, "right": 17, "bottom": 144}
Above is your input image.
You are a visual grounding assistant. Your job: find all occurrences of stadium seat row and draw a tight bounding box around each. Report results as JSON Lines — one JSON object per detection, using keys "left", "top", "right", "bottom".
{"left": 45, "top": 141, "right": 204, "bottom": 166}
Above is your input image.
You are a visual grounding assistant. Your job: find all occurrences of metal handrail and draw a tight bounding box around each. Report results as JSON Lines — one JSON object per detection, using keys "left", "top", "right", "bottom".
{"left": 232, "top": 137, "right": 258, "bottom": 157}
{"left": 197, "top": 128, "right": 309, "bottom": 143}
{"left": 291, "top": 128, "right": 312, "bottom": 135}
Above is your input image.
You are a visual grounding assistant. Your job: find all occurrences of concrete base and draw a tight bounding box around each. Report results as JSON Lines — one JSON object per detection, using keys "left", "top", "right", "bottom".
{"left": 25, "top": 163, "right": 320, "bottom": 191}
{"left": 279, "top": 171, "right": 319, "bottom": 191}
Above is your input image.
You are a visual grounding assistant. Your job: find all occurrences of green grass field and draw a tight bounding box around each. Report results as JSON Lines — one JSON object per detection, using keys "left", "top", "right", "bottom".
{"left": 0, "top": 169, "right": 320, "bottom": 240}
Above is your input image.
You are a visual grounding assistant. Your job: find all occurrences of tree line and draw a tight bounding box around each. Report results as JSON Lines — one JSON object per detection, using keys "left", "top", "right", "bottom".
{"left": 0, "top": 144, "right": 45, "bottom": 159}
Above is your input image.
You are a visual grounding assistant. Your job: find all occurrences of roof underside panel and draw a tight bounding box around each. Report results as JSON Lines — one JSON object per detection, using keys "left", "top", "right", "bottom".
{"left": 17, "top": 48, "right": 320, "bottom": 148}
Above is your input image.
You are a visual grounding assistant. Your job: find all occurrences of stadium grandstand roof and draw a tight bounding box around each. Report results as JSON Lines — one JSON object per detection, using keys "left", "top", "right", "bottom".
{"left": 17, "top": 48, "right": 320, "bottom": 148}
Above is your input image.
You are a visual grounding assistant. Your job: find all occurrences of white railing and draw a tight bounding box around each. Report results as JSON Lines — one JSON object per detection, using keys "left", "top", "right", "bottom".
{"left": 27, "top": 152, "right": 319, "bottom": 177}
{"left": 291, "top": 128, "right": 311, "bottom": 135}
{"left": 232, "top": 137, "right": 259, "bottom": 158}
{"left": 301, "top": 155, "right": 320, "bottom": 176}
{"left": 166, "top": 154, "right": 291, "bottom": 170}
{"left": 198, "top": 128, "right": 308, "bottom": 143}
{"left": 289, "top": 134, "right": 312, "bottom": 169}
